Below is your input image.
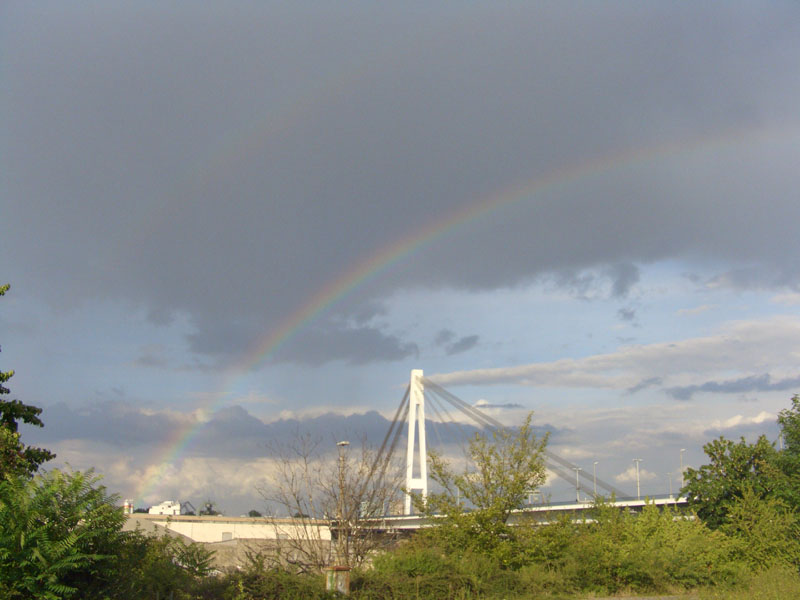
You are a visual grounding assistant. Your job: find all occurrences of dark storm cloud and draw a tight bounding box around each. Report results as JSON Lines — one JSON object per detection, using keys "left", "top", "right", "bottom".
{"left": 26, "top": 401, "right": 548, "bottom": 461}
{"left": 23, "top": 402, "right": 180, "bottom": 447}
{"left": 667, "top": 373, "right": 800, "bottom": 401}
{"left": 270, "top": 322, "right": 419, "bottom": 366}
{"left": 4, "top": 3, "right": 800, "bottom": 366}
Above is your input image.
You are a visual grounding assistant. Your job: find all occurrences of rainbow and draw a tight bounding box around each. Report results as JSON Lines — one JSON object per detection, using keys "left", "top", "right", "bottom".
{"left": 133, "top": 122, "right": 795, "bottom": 504}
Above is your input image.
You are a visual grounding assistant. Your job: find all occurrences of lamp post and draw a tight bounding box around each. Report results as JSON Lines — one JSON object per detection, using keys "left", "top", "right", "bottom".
{"left": 593, "top": 461, "right": 598, "bottom": 497}
{"left": 680, "top": 448, "right": 686, "bottom": 490}
{"left": 573, "top": 467, "right": 582, "bottom": 502}
{"left": 667, "top": 472, "right": 673, "bottom": 498}
{"left": 633, "top": 459, "right": 643, "bottom": 500}
{"left": 336, "top": 441, "right": 350, "bottom": 567}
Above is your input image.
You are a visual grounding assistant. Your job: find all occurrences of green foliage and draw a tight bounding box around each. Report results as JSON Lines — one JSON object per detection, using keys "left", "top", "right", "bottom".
{"left": 722, "top": 486, "right": 800, "bottom": 571}
{"left": 697, "top": 564, "right": 800, "bottom": 600}
{"left": 360, "top": 503, "right": 744, "bottom": 598}
{"left": 511, "top": 501, "right": 743, "bottom": 595}
{"left": 0, "top": 469, "right": 125, "bottom": 599}
{"left": 358, "top": 539, "right": 507, "bottom": 599}
{"left": 776, "top": 394, "right": 800, "bottom": 507}
{"left": 682, "top": 434, "right": 781, "bottom": 529}
{"left": 0, "top": 283, "right": 55, "bottom": 478}
{"left": 218, "top": 560, "right": 335, "bottom": 600}
{"left": 778, "top": 394, "right": 800, "bottom": 455}
{"left": 417, "top": 413, "right": 548, "bottom": 563}
{"left": 123, "top": 532, "right": 216, "bottom": 599}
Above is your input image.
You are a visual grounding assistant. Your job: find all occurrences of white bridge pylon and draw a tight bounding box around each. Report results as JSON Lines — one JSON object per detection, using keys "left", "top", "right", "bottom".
{"left": 404, "top": 369, "right": 427, "bottom": 515}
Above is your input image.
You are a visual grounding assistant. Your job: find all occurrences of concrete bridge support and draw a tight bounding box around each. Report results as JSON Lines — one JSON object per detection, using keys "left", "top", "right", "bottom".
{"left": 404, "top": 369, "right": 427, "bottom": 515}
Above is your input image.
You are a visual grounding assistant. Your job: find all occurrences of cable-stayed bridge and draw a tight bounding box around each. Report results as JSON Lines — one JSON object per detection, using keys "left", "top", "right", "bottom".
{"left": 365, "top": 370, "right": 686, "bottom": 525}
{"left": 133, "top": 369, "right": 687, "bottom": 547}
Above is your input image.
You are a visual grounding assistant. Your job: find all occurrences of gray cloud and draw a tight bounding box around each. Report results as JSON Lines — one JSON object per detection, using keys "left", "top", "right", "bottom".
{"left": 627, "top": 377, "right": 663, "bottom": 395}
{"left": 607, "top": 263, "right": 640, "bottom": 298}
{"left": 473, "top": 400, "right": 523, "bottom": 410}
{"left": 617, "top": 307, "right": 637, "bottom": 322}
{"left": 667, "top": 373, "right": 800, "bottom": 401}
{"left": 133, "top": 345, "right": 170, "bottom": 369}
{"left": 4, "top": 3, "right": 800, "bottom": 367}
{"left": 445, "top": 334, "right": 480, "bottom": 356}
{"left": 24, "top": 401, "right": 180, "bottom": 447}
{"left": 271, "top": 322, "right": 419, "bottom": 366}
{"left": 27, "top": 400, "right": 556, "bottom": 463}
{"left": 435, "top": 329, "right": 456, "bottom": 346}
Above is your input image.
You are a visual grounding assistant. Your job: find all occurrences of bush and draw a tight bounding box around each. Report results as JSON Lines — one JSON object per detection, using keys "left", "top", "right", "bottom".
{"left": 722, "top": 486, "right": 800, "bottom": 571}
{"left": 0, "top": 469, "right": 125, "bottom": 599}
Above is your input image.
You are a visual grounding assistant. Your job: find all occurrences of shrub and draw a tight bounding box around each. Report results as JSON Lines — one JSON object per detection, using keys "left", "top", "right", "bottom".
{"left": 0, "top": 469, "right": 125, "bottom": 599}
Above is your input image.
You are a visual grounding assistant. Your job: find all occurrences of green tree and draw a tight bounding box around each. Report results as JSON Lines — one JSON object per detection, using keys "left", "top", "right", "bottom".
{"left": 0, "top": 283, "right": 55, "bottom": 478}
{"left": 415, "top": 413, "right": 548, "bottom": 563}
{"left": 682, "top": 434, "right": 781, "bottom": 529}
{"left": 777, "top": 394, "right": 800, "bottom": 508}
{"left": 721, "top": 486, "right": 800, "bottom": 571}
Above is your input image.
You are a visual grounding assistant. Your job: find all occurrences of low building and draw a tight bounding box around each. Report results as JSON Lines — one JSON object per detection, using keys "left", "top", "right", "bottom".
{"left": 148, "top": 500, "right": 196, "bottom": 516}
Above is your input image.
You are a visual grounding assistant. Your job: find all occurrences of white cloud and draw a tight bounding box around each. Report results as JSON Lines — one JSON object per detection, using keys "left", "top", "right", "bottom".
{"left": 772, "top": 293, "right": 800, "bottom": 306}
{"left": 677, "top": 304, "right": 715, "bottom": 316}
{"left": 709, "top": 411, "right": 775, "bottom": 430}
{"left": 615, "top": 464, "right": 657, "bottom": 484}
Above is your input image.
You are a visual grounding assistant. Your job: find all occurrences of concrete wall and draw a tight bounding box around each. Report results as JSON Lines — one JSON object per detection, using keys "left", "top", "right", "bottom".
{"left": 126, "top": 514, "right": 331, "bottom": 544}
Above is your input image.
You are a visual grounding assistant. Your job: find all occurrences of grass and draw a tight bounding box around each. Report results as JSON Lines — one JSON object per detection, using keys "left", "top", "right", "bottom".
{"left": 696, "top": 564, "right": 800, "bottom": 599}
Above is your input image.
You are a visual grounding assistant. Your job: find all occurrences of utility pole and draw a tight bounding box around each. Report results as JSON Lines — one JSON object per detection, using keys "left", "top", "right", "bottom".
{"left": 633, "top": 459, "right": 643, "bottom": 500}
{"left": 593, "top": 461, "right": 598, "bottom": 497}
{"left": 573, "top": 467, "right": 582, "bottom": 502}
{"left": 336, "top": 440, "right": 349, "bottom": 567}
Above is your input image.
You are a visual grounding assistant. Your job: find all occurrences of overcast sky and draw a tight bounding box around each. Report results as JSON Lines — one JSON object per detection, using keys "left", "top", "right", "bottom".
{"left": 2, "top": 2, "right": 800, "bottom": 514}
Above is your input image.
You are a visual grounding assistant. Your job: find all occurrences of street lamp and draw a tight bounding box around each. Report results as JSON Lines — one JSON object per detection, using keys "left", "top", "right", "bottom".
{"left": 336, "top": 441, "right": 350, "bottom": 567}
{"left": 680, "top": 448, "right": 686, "bottom": 490}
{"left": 573, "top": 467, "right": 582, "bottom": 502}
{"left": 593, "top": 461, "right": 599, "bottom": 497}
{"left": 633, "top": 459, "right": 643, "bottom": 500}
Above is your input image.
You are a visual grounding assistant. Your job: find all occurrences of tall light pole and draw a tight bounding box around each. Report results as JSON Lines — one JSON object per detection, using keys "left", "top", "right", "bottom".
{"left": 680, "top": 448, "right": 686, "bottom": 490}
{"left": 573, "top": 467, "right": 582, "bottom": 502}
{"left": 667, "top": 472, "right": 673, "bottom": 498}
{"left": 593, "top": 461, "right": 599, "bottom": 497}
{"left": 633, "top": 459, "right": 643, "bottom": 500}
{"left": 336, "top": 440, "right": 350, "bottom": 567}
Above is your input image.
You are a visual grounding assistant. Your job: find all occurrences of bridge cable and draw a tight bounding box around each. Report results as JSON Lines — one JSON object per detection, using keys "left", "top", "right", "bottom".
{"left": 359, "top": 386, "right": 410, "bottom": 505}
{"left": 424, "top": 394, "right": 447, "bottom": 451}
{"left": 427, "top": 388, "right": 473, "bottom": 444}
{"left": 422, "top": 379, "right": 627, "bottom": 498}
